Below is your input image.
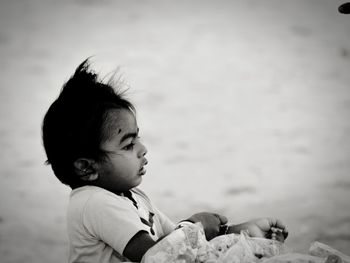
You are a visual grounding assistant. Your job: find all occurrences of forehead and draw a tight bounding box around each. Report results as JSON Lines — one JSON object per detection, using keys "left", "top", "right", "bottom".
{"left": 103, "top": 108, "right": 137, "bottom": 140}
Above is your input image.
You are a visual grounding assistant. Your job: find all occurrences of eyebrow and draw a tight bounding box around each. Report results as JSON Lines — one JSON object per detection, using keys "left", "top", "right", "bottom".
{"left": 119, "top": 128, "right": 139, "bottom": 144}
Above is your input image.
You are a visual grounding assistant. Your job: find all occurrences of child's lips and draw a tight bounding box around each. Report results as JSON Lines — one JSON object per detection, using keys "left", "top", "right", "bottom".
{"left": 139, "top": 159, "right": 148, "bottom": 176}
{"left": 139, "top": 166, "right": 146, "bottom": 176}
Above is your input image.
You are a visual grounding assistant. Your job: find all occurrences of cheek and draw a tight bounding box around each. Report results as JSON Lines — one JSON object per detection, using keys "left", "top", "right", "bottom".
{"left": 114, "top": 156, "right": 136, "bottom": 172}
{"left": 100, "top": 157, "right": 121, "bottom": 174}
{"left": 101, "top": 154, "right": 137, "bottom": 177}
{"left": 120, "top": 152, "right": 137, "bottom": 162}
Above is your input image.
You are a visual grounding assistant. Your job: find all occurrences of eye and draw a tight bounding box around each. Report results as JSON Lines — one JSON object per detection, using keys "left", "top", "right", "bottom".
{"left": 123, "top": 142, "right": 135, "bottom": 151}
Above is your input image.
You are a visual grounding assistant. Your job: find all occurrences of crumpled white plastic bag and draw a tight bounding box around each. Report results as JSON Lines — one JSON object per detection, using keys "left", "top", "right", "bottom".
{"left": 141, "top": 223, "right": 285, "bottom": 263}
{"left": 140, "top": 223, "right": 349, "bottom": 263}
{"left": 141, "top": 223, "right": 219, "bottom": 263}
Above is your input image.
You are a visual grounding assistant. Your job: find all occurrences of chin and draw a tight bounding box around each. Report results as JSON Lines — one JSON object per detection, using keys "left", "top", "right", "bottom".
{"left": 131, "top": 179, "right": 142, "bottom": 188}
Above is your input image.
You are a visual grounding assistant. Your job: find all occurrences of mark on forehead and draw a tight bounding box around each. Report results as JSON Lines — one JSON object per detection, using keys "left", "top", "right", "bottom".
{"left": 118, "top": 128, "right": 122, "bottom": 134}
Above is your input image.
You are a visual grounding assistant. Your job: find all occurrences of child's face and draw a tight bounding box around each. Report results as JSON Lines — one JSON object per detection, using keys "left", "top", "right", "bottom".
{"left": 96, "top": 109, "right": 148, "bottom": 193}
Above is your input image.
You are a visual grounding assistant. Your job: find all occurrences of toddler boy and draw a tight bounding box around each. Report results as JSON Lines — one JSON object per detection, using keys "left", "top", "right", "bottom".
{"left": 42, "top": 59, "right": 288, "bottom": 262}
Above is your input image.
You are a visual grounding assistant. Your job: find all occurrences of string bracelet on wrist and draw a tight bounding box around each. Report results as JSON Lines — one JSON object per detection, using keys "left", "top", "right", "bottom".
{"left": 219, "top": 224, "right": 229, "bottom": 235}
{"left": 175, "top": 221, "right": 194, "bottom": 230}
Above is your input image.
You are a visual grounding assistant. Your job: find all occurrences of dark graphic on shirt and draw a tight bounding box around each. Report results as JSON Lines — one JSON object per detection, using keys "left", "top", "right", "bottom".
{"left": 140, "top": 212, "right": 155, "bottom": 235}
{"left": 122, "top": 191, "right": 138, "bottom": 209}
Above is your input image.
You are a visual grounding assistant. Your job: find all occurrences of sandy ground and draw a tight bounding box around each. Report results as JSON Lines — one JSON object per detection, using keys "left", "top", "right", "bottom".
{"left": 0, "top": 0, "right": 350, "bottom": 262}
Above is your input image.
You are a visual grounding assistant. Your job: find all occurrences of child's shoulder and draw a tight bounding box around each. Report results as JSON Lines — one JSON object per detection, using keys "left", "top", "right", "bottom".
{"left": 70, "top": 185, "right": 113, "bottom": 200}
{"left": 68, "top": 186, "right": 153, "bottom": 215}
{"left": 69, "top": 186, "right": 128, "bottom": 210}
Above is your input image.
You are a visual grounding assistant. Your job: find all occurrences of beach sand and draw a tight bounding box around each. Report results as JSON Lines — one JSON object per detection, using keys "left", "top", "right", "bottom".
{"left": 0, "top": 0, "right": 350, "bottom": 262}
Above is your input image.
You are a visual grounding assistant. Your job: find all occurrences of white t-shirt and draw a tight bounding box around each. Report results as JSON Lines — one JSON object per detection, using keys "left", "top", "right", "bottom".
{"left": 67, "top": 186, "right": 175, "bottom": 263}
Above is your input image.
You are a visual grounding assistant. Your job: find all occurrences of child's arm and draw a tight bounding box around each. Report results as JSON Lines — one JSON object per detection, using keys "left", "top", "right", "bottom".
{"left": 227, "top": 217, "right": 288, "bottom": 242}
{"left": 123, "top": 212, "right": 227, "bottom": 261}
{"left": 123, "top": 231, "right": 157, "bottom": 262}
{"left": 184, "top": 212, "right": 228, "bottom": 240}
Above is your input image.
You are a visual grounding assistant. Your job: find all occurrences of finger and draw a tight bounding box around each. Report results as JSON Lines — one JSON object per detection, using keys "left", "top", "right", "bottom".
{"left": 265, "top": 230, "right": 272, "bottom": 239}
{"left": 269, "top": 218, "right": 287, "bottom": 231}
{"left": 271, "top": 224, "right": 289, "bottom": 239}
{"left": 214, "top": 214, "right": 228, "bottom": 225}
{"left": 271, "top": 218, "right": 289, "bottom": 239}
{"left": 275, "top": 231, "right": 285, "bottom": 243}
{"left": 267, "top": 228, "right": 285, "bottom": 242}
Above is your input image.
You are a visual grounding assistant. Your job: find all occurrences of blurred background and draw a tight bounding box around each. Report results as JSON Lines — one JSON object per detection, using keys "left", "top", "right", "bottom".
{"left": 0, "top": 0, "right": 350, "bottom": 262}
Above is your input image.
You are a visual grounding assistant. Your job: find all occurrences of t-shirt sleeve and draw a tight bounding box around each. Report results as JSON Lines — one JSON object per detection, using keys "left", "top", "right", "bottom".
{"left": 82, "top": 191, "right": 150, "bottom": 255}
{"left": 154, "top": 207, "right": 175, "bottom": 235}
{"left": 132, "top": 188, "right": 175, "bottom": 236}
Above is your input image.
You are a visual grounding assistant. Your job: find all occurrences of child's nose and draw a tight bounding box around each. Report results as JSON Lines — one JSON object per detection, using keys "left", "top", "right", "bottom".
{"left": 138, "top": 143, "right": 147, "bottom": 158}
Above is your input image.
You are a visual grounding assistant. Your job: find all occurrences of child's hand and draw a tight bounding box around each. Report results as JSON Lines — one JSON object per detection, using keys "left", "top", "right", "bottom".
{"left": 228, "top": 218, "right": 288, "bottom": 242}
{"left": 185, "top": 212, "right": 228, "bottom": 240}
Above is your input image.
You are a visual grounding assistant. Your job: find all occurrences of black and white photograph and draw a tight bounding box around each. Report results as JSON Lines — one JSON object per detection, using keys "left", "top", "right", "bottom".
{"left": 0, "top": 0, "right": 349, "bottom": 262}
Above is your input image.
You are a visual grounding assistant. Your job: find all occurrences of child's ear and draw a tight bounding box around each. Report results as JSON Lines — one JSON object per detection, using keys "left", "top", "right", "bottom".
{"left": 73, "top": 158, "right": 99, "bottom": 182}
